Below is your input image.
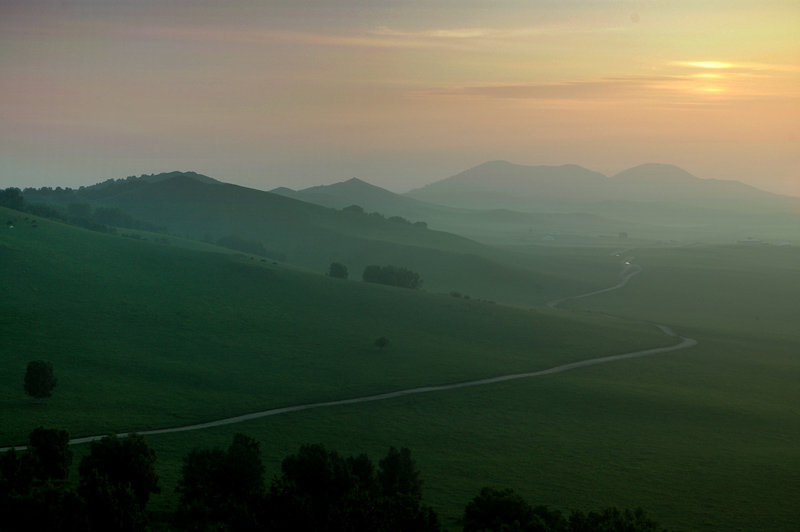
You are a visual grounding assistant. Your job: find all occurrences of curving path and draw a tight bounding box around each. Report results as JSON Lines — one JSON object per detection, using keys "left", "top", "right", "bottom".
{"left": 1, "top": 255, "right": 696, "bottom": 452}
{"left": 548, "top": 256, "right": 641, "bottom": 308}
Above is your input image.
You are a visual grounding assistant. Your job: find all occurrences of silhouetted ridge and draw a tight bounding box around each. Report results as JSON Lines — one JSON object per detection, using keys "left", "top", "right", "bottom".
{"left": 612, "top": 164, "right": 700, "bottom": 183}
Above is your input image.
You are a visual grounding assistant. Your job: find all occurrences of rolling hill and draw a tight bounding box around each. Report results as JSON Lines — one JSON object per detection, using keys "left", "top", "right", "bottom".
{"left": 22, "top": 175, "right": 618, "bottom": 306}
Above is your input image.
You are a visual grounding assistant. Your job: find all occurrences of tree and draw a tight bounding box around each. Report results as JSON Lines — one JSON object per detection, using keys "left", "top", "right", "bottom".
{"left": 327, "top": 262, "right": 349, "bottom": 279}
{"left": 24, "top": 361, "right": 57, "bottom": 400}
{"left": 463, "top": 487, "right": 535, "bottom": 532}
{"left": 272, "top": 443, "right": 440, "bottom": 532}
{"left": 388, "top": 216, "right": 412, "bottom": 226}
{"left": 343, "top": 204, "right": 365, "bottom": 213}
{"left": 0, "top": 188, "right": 25, "bottom": 210}
{"left": 568, "top": 506, "right": 661, "bottom": 532}
{"left": 79, "top": 433, "right": 160, "bottom": 510}
{"left": 175, "top": 433, "right": 265, "bottom": 531}
{"left": 375, "top": 337, "right": 389, "bottom": 351}
{"left": 28, "top": 427, "right": 72, "bottom": 482}
{"left": 378, "top": 447, "right": 422, "bottom": 502}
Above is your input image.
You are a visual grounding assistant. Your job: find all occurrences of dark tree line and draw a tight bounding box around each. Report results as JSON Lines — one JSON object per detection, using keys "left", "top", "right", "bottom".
{"left": 362, "top": 265, "right": 422, "bottom": 289}
{"left": 1, "top": 188, "right": 165, "bottom": 234}
{"left": 0, "top": 429, "right": 159, "bottom": 532}
{"left": 175, "top": 439, "right": 440, "bottom": 532}
{"left": 463, "top": 487, "right": 669, "bottom": 532}
{"left": 342, "top": 205, "right": 427, "bottom": 229}
{"left": 1, "top": 428, "right": 675, "bottom": 532}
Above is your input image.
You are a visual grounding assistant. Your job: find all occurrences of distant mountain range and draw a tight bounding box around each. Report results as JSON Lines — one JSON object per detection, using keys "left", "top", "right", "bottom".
{"left": 269, "top": 161, "right": 799, "bottom": 244}
{"left": 405, "top": 161, "right": 792, "bottom": 211}
{"left": 271, "top": 178, "right": 457, "bottom": 222}
{"left": 270, "top": 175, "right": 644, "bottom": 244}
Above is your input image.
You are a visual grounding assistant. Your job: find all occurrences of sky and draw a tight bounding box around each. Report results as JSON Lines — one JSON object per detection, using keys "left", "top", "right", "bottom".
{"left": 1, "top": 0, "right": 798, "bottom": 195}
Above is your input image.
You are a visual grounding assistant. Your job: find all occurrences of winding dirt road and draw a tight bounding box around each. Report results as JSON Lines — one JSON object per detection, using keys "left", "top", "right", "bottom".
{"left": 1, "top": 255, "right": 696, "bottom": 451}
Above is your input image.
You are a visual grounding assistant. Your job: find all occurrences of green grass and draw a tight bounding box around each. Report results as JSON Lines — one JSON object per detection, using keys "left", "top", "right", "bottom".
{"left": 0, "top": 207, "right": 668, "bottom": 447}
{"left": 5, "top": 207, "right": 798, "bottom": 531}
{"left": 138, "top": 331, "right": 800, "bottom": 531}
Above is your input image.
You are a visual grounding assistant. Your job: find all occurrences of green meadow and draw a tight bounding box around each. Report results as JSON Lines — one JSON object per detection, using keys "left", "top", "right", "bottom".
{"left": 3, "top": 204, "right": 799, "bottom": 531}
{"left": 0, "top": 206, "right": 667, "bottom": 446}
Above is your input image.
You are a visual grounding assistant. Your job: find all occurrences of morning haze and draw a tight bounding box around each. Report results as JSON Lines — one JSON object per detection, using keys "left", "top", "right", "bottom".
{"left": 1, "top": 1, "right": 799, "bottom": 531}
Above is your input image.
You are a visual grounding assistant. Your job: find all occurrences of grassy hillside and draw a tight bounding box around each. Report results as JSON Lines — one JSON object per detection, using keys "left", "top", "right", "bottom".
{"left": 24, "top": 176, "right": 627, "bottom": 306}
{"left": 129, "top": 242, "right": 800, "bottom": 532}
{"left": 0, "top": 206, "right": 670, "bottom": 449}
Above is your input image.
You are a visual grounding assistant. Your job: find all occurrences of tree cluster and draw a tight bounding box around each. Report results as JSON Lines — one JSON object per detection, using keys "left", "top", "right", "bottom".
{"left": 175, "top": 439, "right": 440, "bottom": 532}
{"left": 1, "top": 428, "right": 674, "bottom": 532}
{"left": 0, "top": 429, "right": 159, "bottom": 532}
{"left": 341, "top": 205, "right": 427, "bottom": 229}
{"left": 463, "top": 487, "right": 667, "bottom": 532}
{"left": 362, "top": 265, "right": 422, "bottom": 289}
{"left": 327, "top": 262, "right": 349, "bottom": 279}
{"left": 1, "top": 188, "right": 164, "bottom": 235}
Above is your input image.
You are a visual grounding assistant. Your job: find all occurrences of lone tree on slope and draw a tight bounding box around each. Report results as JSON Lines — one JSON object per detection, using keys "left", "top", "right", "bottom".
{"left": 327, "top": 262, "right": 349, "bottom": 279}
{"left": 375, "top": 336, "right": 389, "bottom": 352}
{"left": 24, "top": 360, "right": 57, "bottom": 400}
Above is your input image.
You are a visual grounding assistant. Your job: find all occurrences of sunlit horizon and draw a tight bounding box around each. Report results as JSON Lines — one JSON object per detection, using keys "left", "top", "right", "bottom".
{"left": 1, "top": 0, "right": 798, "bottom": 196}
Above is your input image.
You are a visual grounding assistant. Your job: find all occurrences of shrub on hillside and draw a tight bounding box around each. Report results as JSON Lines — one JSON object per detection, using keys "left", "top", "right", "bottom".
{"left": 362, "top": 265, "right": 422, "bottom": 289}
{"left": 327, "top": 262, "right": 349, "bottom": 279}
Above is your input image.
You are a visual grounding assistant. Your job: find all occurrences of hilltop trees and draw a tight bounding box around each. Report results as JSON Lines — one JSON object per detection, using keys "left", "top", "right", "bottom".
{"left": 362, "top": 265, "right": 422, "bottom": 289}
{"left": 0, "top": 188, "right": 26, "bottom": 210}
{"left": 24, "top": 361, "right": 57, "bottom": 400}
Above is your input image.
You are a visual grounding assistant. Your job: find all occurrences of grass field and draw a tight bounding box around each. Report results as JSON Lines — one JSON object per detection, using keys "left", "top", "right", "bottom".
{"left": 0, "top": 206, "right": 668, "bottom": 446}
{"left": 3, "top": 206, "right": 798, "bottom": 531}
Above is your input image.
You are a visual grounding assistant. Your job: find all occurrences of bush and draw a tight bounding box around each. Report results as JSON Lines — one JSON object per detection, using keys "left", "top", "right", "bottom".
{"left": 362, "top": 265, "right": 422, "bottom": 289}
{"left": 327, "top": 262, "right": 349, "bottom": 279}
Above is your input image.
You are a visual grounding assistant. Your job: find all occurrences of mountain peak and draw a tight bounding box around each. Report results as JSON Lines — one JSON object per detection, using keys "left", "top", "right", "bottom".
{"left": 612, "top": 164, "right": 698, "bottom": 182}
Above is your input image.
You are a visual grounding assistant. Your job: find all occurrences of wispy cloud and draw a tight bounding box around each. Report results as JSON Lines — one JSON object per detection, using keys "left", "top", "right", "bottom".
{"left": 420, "top": 70, "right": 798, "bottom": 106}
{"left": 672, "top": 61, "right": 800, "bottom": 73}
{"left": 370, "top": 26, "right": 490, "bottom": 39}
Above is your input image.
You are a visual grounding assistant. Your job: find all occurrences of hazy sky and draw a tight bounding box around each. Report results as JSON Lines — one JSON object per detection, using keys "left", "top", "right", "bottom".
{"left": 1, "top": 0, "right": 798, "bottom": 194}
